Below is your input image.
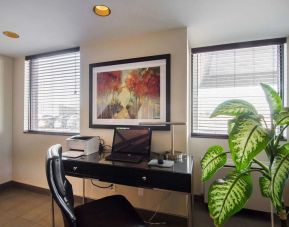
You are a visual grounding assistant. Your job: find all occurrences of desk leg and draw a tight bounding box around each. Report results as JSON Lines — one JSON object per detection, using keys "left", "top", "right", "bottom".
{"left": 187, "top": 194, "right": 193, "bottom": 227}
{"left": 51, "top": 195, "right": 55, "bottom": 227}
{"left": 82, "top": 178, "right": 85, "bottom": 204}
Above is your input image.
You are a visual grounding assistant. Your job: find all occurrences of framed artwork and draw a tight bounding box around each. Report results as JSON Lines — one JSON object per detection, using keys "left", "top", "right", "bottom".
{"left": 89, "top": 54, "right": 170, "bottom": 130}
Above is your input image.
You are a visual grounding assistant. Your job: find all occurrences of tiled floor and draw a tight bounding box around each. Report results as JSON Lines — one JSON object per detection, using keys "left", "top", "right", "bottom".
{"left": 0, "top": 186, "right": 285, "bottom": 227}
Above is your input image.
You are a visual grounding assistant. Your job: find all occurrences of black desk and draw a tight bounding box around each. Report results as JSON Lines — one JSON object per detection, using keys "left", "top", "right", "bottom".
{"left": 63, "top": 153, "right": 194, "bottom": 226}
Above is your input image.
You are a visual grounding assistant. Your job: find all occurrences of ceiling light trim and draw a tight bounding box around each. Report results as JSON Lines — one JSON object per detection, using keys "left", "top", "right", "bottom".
{"left": 93, "top": 5, "right": 111, "bottom": 17}
{"left": 3, "top": 31, "right": 20, "bottom": 39}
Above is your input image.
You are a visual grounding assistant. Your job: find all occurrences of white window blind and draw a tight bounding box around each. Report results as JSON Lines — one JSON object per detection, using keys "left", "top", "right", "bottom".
{"left": 192, "top": 40, "right": 286, "bottom": 136}
{"left": 24, "top": 48, "right": 80, "bottom": 134}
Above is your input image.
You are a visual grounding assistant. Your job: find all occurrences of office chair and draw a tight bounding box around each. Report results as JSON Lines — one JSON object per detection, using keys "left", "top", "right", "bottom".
{"left": 46, "top": 144, "right": 146, "bottom": 227}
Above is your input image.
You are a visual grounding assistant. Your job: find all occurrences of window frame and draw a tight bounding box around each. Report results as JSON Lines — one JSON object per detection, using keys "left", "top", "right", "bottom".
{"left": 191, "top": 38, "right": 287, "bottom": 138}
{"left": 24, "top": 47, "right": 80, "bottom": 136}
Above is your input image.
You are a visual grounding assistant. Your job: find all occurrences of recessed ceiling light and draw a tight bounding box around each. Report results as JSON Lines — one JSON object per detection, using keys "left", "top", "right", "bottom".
{"left": 93, "top": 5, "right": 111, "bottom": 17}
{"left": 3, "top": 31, "right": 19, "bottom": 39}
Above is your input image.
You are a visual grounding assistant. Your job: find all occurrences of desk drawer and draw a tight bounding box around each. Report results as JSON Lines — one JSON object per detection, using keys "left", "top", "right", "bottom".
{"left": 63, "top": 161, "right": 113, "bottom": 182}
{"left": 63, "top": 161, "right": 191, "bottom": 193}
{"left": 111, "top": 167, "right": 191, "bottom": 193}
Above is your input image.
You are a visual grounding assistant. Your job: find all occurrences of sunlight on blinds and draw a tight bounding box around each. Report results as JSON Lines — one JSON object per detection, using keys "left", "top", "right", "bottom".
{"left": 24, "top": 49, "right": 80, "bottom": 133}
{"left": 192, "top": 44, "right": 283, "bottom": 135}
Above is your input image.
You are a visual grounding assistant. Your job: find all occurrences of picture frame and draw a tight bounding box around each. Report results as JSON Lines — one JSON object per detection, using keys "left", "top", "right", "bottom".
{"left": 89, "top": 54, "right": 170, "bottom": 130}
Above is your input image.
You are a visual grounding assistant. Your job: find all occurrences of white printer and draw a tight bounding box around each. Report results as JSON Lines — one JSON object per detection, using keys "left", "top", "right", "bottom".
{"left": 63, "top": 136, "right": 99, "bottom": 158}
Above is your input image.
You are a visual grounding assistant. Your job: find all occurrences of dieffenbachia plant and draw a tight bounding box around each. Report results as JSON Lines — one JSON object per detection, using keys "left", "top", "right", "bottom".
{"left": 201, "top": 83, "right": 289, "bottom": 227}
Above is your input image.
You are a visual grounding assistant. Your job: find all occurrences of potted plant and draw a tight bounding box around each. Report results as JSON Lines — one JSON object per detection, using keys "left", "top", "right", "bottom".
{"left": 201, "top": 83, "right": 289, "bottom": 227}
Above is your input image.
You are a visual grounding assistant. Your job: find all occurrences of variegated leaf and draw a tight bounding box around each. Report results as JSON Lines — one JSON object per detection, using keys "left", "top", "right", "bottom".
{"left": 228, "top": 119, "right": 236, "bottom": 134}
{"left": 259, "top": 176, "right": 271, "bottom": 198}
{"left": 229, "top": 117, "right": 270, "bottom": 171}
{"left": 210, "top": 99, "right": 258, "bottom": 118}
{"left": 271, "top": 143, "right": 289, "bottom": 212}
{"left": 201, "top": 145, "right": 227, "bottom": 182}
{"left": 208, "top": 172, "right": 253, "bottom": 227}
{"left": 261, "top": 83, "right": 282, "bottom": 115}
{"left": 274, "top": 111, "right": 289, "bottom": 126}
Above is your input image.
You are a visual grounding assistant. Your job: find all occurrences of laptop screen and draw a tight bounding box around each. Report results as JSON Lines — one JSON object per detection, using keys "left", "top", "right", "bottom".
{"left": 112, "top": 127, "right": 151, "bottom": 155}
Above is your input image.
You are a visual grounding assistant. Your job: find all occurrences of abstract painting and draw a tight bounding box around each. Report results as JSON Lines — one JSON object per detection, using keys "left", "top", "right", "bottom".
{"left": 89, "top": 54, "right": 170, "bottom": 130}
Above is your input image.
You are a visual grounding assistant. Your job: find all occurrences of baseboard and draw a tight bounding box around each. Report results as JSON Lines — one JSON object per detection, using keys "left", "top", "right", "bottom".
{"left": 6, "top": 181, "right": 84, "bottom": 202}
{"left": 194, "top": 194, "right": 203, "bottom": 202}
{"left": 10, "top": 181, "right": 51, "bottom": 195}
{"left": 0, "top": 181, "right": 14, "bottom": 190}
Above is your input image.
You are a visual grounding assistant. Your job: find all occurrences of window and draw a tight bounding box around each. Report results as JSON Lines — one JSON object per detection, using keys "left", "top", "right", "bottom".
{"left": 192, "top": 38, "right": 287, "bottom": 137}
{"left": 24, "top": 48, "right": 80, "bottom": 134}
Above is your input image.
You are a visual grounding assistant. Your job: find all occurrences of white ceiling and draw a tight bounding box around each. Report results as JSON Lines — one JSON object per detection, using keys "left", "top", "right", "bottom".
{"left": 1, "top": 0, "right": 289, "bottom": 57}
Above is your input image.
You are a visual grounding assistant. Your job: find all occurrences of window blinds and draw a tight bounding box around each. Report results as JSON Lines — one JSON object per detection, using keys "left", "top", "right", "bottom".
{"left": 192, "top": 40, "right": 286, "bottom": 136}
{"left": 25, "top": 48, "right": 80, "bottom": 134}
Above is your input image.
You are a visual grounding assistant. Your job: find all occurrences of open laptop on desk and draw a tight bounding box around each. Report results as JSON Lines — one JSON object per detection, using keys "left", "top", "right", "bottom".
{"left": 106, "top": 127, "right": 152, "bottom": 163}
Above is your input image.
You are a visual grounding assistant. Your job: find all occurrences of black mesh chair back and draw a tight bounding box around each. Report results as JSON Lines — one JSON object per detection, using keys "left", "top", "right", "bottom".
{"left": 46, "top": 144, "right": 76, "bottom": 227}
{"left": 46, "top": 144, "right": 146, "bottom": 227}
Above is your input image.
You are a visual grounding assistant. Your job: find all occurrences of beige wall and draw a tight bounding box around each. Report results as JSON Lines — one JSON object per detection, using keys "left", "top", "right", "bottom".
{"left": 12, "top": 57, "right": 66, "bottom": 187}
{"left": 12, "top": 28, "right": 189, "bottom": 216}
{"left": 0, "top": 55, "right": 13, "bottom": 184}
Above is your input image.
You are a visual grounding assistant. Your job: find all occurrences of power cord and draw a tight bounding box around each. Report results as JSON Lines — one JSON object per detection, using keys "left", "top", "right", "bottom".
{"left": 144, "top": 208, "right": 166, "bottom": 225}
{"left": 94, "top": 135, "right": 170, "bottom": 225}
{"left": 103, "top": 144, "right": 112, "bottom": 150}
{"left": 103, "top": 145, "right": 112, "bottom": 154}
{"left": 144, "top": 192, "right": 172, "bottom": 225}
{"left": 97, "top": 136, "right": 112, "bottom": 155}
{"left": 90, "top": 179, "right": 114, "bottom": 189}
{"left": 97, "top": 136, "right": 105, "bottom": 155}
{"left": 96, "top": 136, "right": 105, "bottom": 145}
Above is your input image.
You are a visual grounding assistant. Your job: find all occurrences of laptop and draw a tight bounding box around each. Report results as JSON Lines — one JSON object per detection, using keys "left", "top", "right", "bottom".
{"left": 106, "top": 127, "right": 152, "bottom": 163}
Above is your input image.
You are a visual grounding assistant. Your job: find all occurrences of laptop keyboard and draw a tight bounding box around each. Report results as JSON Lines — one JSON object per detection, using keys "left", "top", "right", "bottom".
{"left": 106, "top": 153, "right": 142, "bottom": 163}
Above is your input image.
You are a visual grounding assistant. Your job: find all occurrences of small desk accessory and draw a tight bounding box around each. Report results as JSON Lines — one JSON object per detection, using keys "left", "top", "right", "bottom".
{"left": 148, "top": 159, "right": 174, "bottom": 168}
{"left": 139, "top": 121, "right": 186, "bottom": 161}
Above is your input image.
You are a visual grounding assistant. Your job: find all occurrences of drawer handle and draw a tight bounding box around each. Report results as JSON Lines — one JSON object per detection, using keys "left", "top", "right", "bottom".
{"left": 73, "top": 166, "right": 78, "bottom": 171}
{"left": 142, "top": 176, "right": 147, "bottom": 181}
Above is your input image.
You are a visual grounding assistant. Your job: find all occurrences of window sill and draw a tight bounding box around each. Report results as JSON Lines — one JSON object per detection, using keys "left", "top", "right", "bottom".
{"left": 191, "top": 133, "right": 228, "bottom": 139}
{"left": 191, "top": 133, "right": 287, "bottom": 141}
{"left": 23, "top": 130, "right": 79, "bottom": 136}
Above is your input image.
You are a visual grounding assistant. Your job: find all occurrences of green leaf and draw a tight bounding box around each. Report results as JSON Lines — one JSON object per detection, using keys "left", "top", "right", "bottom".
{"left": 229, "top": 117, "right": 270, "bottom": 171}
{"left": 259, "top": 176, "right": 271, "bottom": 198}
{"left": 228, "top": 119, "right": 236, "bottom": 134}
{"left": 274, "top": 111, "right": 289, "bottom": 126}
{"left": 210, "top": 99, "right": 258, "bottom": 118}
{"left": 261, "top": 83, "right": 282, "bottom": 115}
{"left": 201, "top": 146, "right": 227, "bottom": 182}
{"left": 271, "top": 143, "right": 289, "bottom": 212}
{"left": 208, "top": 172, "right": 253, "bottom": 227}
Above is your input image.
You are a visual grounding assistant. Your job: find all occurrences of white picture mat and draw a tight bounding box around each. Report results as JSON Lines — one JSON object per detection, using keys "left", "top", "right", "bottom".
{"left": 91, "top": 59, "right": 167, "bottom": 125}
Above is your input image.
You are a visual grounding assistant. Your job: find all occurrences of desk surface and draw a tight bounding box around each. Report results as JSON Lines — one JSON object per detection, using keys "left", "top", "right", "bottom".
{"left": 64, "top": 153, "right": 193, "bottom": 174}
{"left": 63, "top": 153, "right": 193, "bottom": 193}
